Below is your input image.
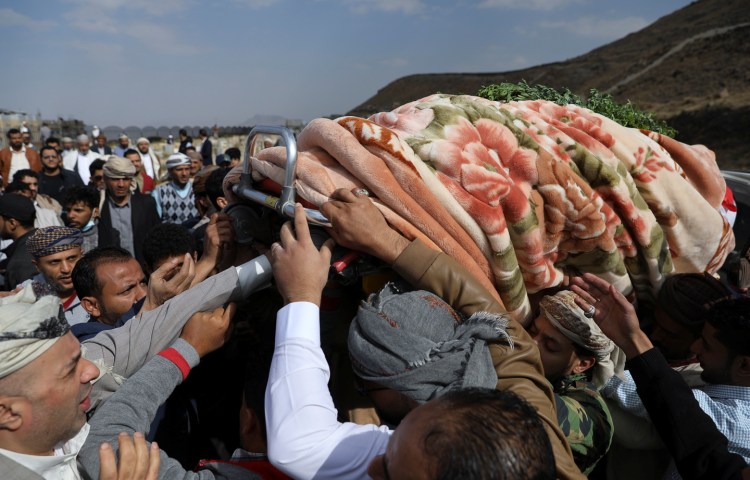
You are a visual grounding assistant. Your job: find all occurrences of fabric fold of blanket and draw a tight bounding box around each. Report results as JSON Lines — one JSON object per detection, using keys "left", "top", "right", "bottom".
{"left": 225, "top": 94, "right": 733, "bottom": 322}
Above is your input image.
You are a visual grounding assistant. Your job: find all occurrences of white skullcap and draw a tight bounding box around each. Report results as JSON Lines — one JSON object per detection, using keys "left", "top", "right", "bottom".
{"left": 0, "top": 284, "right": 70, "bottom": 378}
{"left": 166, "top": 152, "right": 191, "bottom": 169}
{"left": 136, "top": 137, "right": 149, "bottom": 145}
{"left": 77, "top": 134, "right": 90, "bottom": 143}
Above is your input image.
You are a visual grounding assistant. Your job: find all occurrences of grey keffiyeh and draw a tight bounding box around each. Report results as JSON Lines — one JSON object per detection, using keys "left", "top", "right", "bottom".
{"left": 103, "top": 155, "right": 136, "bottom": 178}
{"left": 539, "top": 290, "right": 625, "bottom": 388}
{"left": 348, "top": 283, "right": 511, "bottom": 403}
{"left": 0, "top": 284, "right": 70, "bottom": 378}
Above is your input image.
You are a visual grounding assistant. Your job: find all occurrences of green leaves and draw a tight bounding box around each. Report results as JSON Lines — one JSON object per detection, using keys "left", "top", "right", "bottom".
{"left": 477, "top": 80, "right": 677, "bottom": 137}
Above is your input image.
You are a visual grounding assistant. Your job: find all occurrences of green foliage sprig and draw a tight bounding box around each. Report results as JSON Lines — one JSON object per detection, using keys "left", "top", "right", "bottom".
{"left": 478, "top": 80, "right": 677, "bottom": 137}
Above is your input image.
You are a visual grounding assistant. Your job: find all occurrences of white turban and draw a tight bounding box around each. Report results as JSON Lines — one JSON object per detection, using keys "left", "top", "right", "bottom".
{"left": 539, "top": 290, "right": 625, "bottom": 388}
{"left": 166, "top": 152, "right": 191, "bottom": 169}
{"left": 0, "top": 284, "right": 70, "bottom": 378}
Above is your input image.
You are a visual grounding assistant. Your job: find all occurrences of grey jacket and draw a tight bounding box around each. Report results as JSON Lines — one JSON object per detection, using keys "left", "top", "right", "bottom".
{"left": 78, "top": 339, "right": 260, "bottom": 480}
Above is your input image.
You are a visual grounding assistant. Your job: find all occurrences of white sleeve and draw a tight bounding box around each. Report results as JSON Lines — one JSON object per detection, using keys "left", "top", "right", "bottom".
{"left": 265, "top": 302, "right": 392, "bottom": 480}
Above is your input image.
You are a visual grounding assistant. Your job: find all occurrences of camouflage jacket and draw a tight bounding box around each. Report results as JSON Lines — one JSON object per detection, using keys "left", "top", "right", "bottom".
{"left": 554, "top": 373, "right": 614, "bottom": 475}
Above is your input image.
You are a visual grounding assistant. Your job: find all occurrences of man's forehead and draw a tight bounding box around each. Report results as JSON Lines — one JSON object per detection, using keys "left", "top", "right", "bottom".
{"left": 40, "top": 245, "right": 82, "bottom": 261}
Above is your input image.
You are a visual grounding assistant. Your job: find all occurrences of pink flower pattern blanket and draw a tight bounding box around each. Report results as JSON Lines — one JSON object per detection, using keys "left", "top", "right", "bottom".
{"left": 232, "top": 94, "right": 733, "bottom": 322}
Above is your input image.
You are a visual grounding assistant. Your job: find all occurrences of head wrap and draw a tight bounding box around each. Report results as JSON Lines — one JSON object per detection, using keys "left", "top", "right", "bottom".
{"left": 166, "top": 153, "right": 191, "bottom": 169}
{"left": 186, "top": 151, "right": 202, "bottom": 164}
{"left": 657, "top": 273, "right": 731, "bottom": 332}
{"left": 61, "top": 137, "right": 73, "bottom": 143}
{"left": 0, "top": 284, "right": 70, "bottom": 378}
{"left": 76, "top": 134, "right": 89, "bottom": 143}
{"left": 136, "top": 137, "right": 149, "bottom": 146}
{"left": 27, "top": 226, "right": 83, "bottom": 259}
{"left": 348, "top": 283, "right": 510, "bottom": 403}
{"left": 539, "top": 290, "right": 625, "bottom": 388}
{"left": 103, "top": 155, "right": 136, "bottom": 178}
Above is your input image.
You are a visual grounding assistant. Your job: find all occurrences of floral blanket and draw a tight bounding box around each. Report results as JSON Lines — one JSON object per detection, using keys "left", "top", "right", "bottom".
{"left": 230, "top": 94, "right": 733, "bottom": 321}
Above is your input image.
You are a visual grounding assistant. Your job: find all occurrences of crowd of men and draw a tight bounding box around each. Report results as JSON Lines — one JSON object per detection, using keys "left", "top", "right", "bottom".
{"left": 0, "top": 125, "right": 748, "bottom": 480}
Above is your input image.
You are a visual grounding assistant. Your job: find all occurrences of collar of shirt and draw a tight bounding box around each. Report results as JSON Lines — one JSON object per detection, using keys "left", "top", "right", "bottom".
{"left": 0, "top": 423, "right": 89, "bottom": 480}
{"left": 107, "top": 196, "right": 130, "bottom": 209}
{"left": 699, "top": 383, "right": 750, "bottom": 401}
{"left": 11, "top": 145, "right": 26, "bottom": 155}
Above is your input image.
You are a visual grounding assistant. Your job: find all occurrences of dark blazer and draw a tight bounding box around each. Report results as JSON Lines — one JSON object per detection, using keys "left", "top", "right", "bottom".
{"left": 199, "top": 138, "right": 212, "bottom": 165}
{"left": 98, "top": 192, "right": 161, "bottom": 264}
{"left": 92, "top": 145, "right": 112, "bottom": 155}
{"left": 38, "top": 168, "right": 85, "bottom": 204}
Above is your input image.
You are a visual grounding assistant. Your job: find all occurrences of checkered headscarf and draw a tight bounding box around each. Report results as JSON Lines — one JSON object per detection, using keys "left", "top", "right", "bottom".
{"left": 27, "top": 226, "right": 83, "bottom": 259}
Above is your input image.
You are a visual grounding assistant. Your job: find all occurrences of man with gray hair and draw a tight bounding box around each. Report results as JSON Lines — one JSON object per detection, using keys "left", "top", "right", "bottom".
{"left": 97, "top": 156, "right": 160, "bottom": 263}
{"left": 63, "top": 134, "right": 103, "bottom": 185}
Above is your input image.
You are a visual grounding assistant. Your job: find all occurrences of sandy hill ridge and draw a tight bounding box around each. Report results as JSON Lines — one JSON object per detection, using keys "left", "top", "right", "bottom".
{"left": 347, "top": 0, "right": 750, "bottom": 169}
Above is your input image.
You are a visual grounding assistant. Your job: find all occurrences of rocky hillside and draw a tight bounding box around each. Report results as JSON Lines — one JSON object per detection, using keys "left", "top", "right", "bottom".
{"left": 347, "top": 0, "right": 750, "bottom": 169}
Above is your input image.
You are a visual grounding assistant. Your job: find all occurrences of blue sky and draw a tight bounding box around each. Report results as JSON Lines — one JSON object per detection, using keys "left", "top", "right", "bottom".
{"left": 1, "top": 0, "right": 693, "bottom": 127}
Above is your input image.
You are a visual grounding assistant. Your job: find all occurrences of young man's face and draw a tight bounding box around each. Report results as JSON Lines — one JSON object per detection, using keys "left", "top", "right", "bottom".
{"left": 104, "top": 176, "right": 131, "bottom": 203}
{"left": 126, "top": 153, "right": 143, "bottom": 174}
{"left": 33, "top": 246, "right": 82, "bottom": 295}
{"left": 90, "top": 169, "right": 105, "bottom": 190}
{"left": 65, "top": 201, "right": 96, "bottom": 229}
{"left": 171, "top": 165, "right": 192, "bottom": 186}
{"left": 529, "top": 314, "right": 593, "bottom": 383}
{"left": 96, "top": 136, "right": 107, "bottom": 147}
{"left": 8, "top": 132, "right": 23, "bottom": 150}
{"left": 19, "top": 175, "right": 39, "bottom": 201}
{"left": 41, "top": 150, "right": 61, "bottom": 171}
{"left": 691, "top": 323, "right": 735, "bottom": 385}
{"left": 650, "top": 307, "right": 699, "bottom": 362}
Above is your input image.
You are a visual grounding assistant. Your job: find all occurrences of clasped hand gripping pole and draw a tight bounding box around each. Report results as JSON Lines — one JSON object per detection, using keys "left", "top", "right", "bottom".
{"left": 233, "top": 125, "right": 331, "bottom": 227}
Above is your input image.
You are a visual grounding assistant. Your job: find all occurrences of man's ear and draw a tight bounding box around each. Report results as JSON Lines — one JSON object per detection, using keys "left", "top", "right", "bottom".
{"left": 80, "top": 296, "right": 101, "bottom": 317}
{"left": 216, "top": 197, "right": 228, "bottom": 210}
{"left": 31, "top": 259, "right": 39, "bottom": 273}
{"left": 92, "top": 207, "right": 100, "bottom": 220}
{"left": 0, "top": 396, "right": 27, "bottom": 432}
{"left": 572, "top": 355, "right": 596, "bottom": 375}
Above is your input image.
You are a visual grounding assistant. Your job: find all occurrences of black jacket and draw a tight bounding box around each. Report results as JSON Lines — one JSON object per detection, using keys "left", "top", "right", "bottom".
{"left": 98, "top": 192, "right": 161, "bottom": 264}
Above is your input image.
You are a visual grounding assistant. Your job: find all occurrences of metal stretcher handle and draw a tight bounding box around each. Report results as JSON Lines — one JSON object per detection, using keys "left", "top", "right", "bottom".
{"left": 234, "top": 125, "right": 331, "bottom": 226}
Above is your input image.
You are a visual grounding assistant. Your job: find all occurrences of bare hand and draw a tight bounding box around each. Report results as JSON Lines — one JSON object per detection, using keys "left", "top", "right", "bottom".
{"left": 143, "top": 253, "right": 196, "bottom": 311}
{"left": 98, "top": 432, "right": 159, "bottom": 480}
{"left": 271, "top": 203, "right": 334, "bottom": 306}
{"left": 569, "top": 273, "right": 652, "bottom": 358}
{"left": 202, "top": 213, "right": 235, "bottom": 265}
{"left": 180, "top": 303, "right": 236, "bottom": 357}
{"left": 321, "top": 188, "right": 409, "bottom": 264}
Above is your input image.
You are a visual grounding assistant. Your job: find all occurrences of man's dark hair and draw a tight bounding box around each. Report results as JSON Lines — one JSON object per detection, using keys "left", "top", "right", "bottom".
{"left": 123, "top": 148, "right": 139, "bottom": 157}
{"left": 658, "top": 273, "right": 730, "bottom": 335}
{"left": 199, "top": 128, "right": 207, "bottom": 137}
{"left": 142, "top": 223, "right": 195, "bottom": 272}
{"left": 426, "top": 388, "right": 555, "bottom": 480}
{"left": 12, "top": 169, "right": 38, "bottom": 182}
{"left": 6, "top": 128, "right": 20, "bottom": 138}
{"left": 89, "top": 159, "right": 106, "bottom": 176}
{"left": 225, "top": 147, "right": 241, "bottom": 160}
{"left": 205, "top": 167, "right": 229, "bottom": 209}
{"left": 45, "top": 137, "right": 60, "bottom": 146}
{"left": 706, "top": 297, "right": 750, "bottom": 357}
{"left": 72, "top": 246, "right": 133, "bottom": 298}
{"left": 0, "top": 191, "right": 35, "bottom": 228}
{"left": 39, "top": 145, "right": 59, "bottom": 158}
{"left": 179, "top": 129, "right": 187, "bottom": 136}
{"left": 64, "top": 186, "right": 100, "bottom": 210}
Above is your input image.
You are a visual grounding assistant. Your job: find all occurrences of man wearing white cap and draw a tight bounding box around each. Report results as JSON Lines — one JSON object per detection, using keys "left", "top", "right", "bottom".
{"left": 112, "top": 134, "right": 130, "bottom": 158}
{"left": 135, "top": 137, "right": 161, "bottom": 181}
{"left": 151, "top": 153, "right": 199, "bottom": 224}
{"left": 62, "top": 135, "right": 103, "bottom": 185}
{"left": 0, "top": 285, "right": 100, "bottom": 478}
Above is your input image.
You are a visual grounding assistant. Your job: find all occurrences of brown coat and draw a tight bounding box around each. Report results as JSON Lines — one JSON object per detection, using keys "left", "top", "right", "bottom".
{"left": 0, "top": 147, "right": 41, "bottom": 186}
{"left": 393, "top": 239, "right": 585, "bottom": 480}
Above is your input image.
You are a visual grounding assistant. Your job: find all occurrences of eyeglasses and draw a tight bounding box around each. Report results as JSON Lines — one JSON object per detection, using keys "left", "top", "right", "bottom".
{"left": 92, "top": 175, "right": 103, "bottom": 181}
{"left": 42, "top": 155, "right": 58, "bottom": 160}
